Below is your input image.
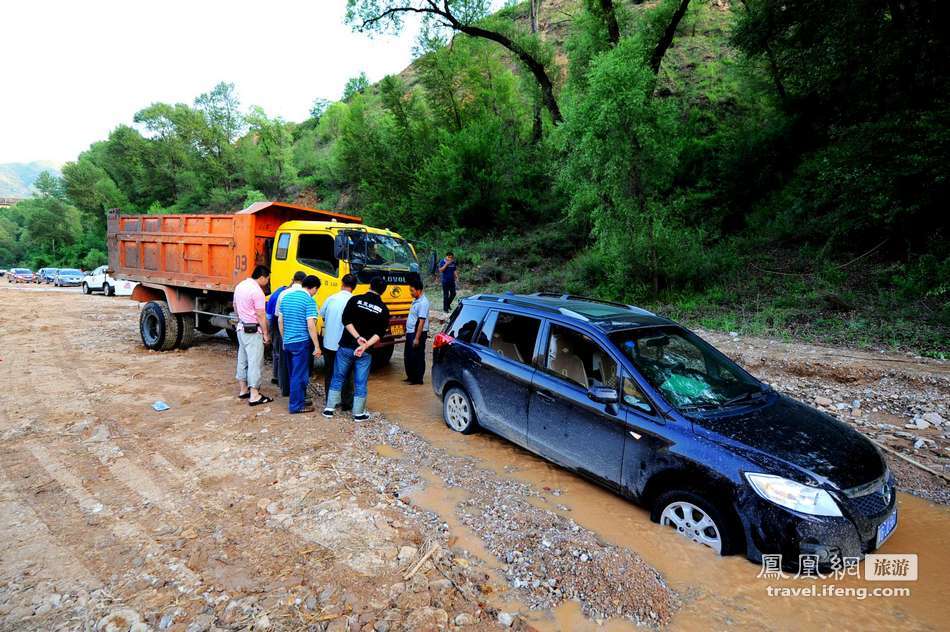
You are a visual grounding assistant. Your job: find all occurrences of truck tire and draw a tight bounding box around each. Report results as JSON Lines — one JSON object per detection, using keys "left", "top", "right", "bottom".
{"left": 104, "top": 282, "right": 114, "bottom": 296}
{"left": 225, "top": 328, "right": 238, "bottom": 345}
{"left": 371, "top": 344, "right": 395, "bottom": 370}
{"left": 176, "top": 314, "right": 196, "bottom": 349}
{"left": 140, "top": 301, "right": 180, "bottom": 351}
{"left": 197, "top": 316, "right": 222, "bottom": 336}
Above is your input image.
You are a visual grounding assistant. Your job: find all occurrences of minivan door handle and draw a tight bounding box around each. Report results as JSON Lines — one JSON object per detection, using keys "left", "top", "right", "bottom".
{"left": 536, "top": 391, "right": 555, "bottom": 404}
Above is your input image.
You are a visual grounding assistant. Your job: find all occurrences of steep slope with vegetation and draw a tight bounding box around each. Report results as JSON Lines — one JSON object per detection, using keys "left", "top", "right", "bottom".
{"left": 2, "top": 0, "right": 946, "bottom": 354}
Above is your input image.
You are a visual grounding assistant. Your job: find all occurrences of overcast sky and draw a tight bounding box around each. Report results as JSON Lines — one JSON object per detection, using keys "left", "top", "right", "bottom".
{"left": 0, "top": 0, "right": 420, "bottom": 165}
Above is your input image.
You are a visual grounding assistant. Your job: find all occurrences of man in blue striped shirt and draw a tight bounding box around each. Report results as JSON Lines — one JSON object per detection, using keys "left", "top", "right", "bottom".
{"left": 278, "top": 275, "right": 323, "bottom": 414}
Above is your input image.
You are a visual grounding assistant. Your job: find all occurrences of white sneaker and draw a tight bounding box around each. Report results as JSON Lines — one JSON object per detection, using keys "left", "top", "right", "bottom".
{"left": 322, "top": 408, "right": 335, "bottom": 419}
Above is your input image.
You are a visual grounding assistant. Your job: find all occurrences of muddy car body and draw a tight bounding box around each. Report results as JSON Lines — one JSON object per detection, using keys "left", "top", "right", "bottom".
{"left": 431, "top": 293, "right": 897, "bottom": 566}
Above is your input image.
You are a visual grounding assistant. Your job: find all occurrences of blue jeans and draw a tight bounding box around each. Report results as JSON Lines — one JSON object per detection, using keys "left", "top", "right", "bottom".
{"left": 330, "top": 346, "right": 371, "bottom": 398}
{"left": 283, "top": 340, "right": 312, "bottom": 412}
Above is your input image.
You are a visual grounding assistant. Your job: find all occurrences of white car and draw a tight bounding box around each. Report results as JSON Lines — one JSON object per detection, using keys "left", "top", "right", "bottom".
{"left": 82, "top": 265, "right": 137, "bottom": 296}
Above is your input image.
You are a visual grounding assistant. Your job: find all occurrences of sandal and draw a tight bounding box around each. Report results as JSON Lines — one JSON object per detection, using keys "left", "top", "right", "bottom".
{"left": 238, "top": 392, "right": 250, "bottom": 399}
{"left": 249, "top": 395, "right": 273, "bottom": 406}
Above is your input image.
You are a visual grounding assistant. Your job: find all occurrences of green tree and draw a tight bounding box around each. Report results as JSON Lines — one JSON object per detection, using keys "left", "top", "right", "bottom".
{"left": 557, "top": 35, "right": 687, "bottom": 294}
{"left": 342, "top": 72, "right": 370, "bottom": 100}
{"left": 240, "top": 106, "right": 298, "bottom": 196}
{"left": 346, "top": 0, "right": 563, "bottom": 124}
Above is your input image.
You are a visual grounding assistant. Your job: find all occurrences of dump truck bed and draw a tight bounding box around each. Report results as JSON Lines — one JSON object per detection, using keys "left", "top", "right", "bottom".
{"left": 107, "top": 202, "right": 361, "bottom": 292}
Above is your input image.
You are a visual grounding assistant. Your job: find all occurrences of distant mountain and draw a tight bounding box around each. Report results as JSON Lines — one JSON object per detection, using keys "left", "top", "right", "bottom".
{"left": 0, "top": 161, "right": 62, "bottom": 197}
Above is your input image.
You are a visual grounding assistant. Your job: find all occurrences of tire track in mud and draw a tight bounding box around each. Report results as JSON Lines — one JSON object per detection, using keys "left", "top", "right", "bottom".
{"left": 0, "top": 443, "right": 199, "bottom": 593}
{"left": 0, "top": 306, "right": 314, "bottom": 604}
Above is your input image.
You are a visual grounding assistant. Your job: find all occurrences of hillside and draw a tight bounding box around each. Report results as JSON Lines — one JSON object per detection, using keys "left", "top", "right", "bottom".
{"left": 0, "top": 161, "right": 62, "bottom": 197}
{"left": 5, "top": 0, "right": 945, "bottom": 354}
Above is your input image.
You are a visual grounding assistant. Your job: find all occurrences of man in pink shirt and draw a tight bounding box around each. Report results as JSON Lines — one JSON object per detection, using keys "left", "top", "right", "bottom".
{"left": 234, "top": 265, "right": 272, "bottom": 405}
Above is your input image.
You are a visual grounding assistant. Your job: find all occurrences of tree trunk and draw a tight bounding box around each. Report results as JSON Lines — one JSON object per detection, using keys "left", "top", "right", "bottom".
{"left": 649, "top": 0, "right": 692, "bottom": 75}
{"left": 600, "top": 0, "right": 621, "bottom": 46}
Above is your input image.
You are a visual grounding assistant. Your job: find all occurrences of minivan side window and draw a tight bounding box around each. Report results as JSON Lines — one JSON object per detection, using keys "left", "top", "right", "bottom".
{"left": 622, "top": 373, "right": 654, "bottom": 413}
{"left": 544, "top": 324, "right": 617, "bottom": 390}
{"left": 479, "top": 311, "right": 541, "bottom": 365}
{"left": 446, "top": 304, "right": 488, "bottom": 343}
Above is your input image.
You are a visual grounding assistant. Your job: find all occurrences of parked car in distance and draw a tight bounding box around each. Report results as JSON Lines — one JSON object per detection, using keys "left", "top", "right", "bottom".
{"left": 82, "top": 265, "right": 137, "bottom": 296}
{"left": 8, "top": 268, "right": 34, "bottom": 283}
{"left": 432, "top": 293, "right": 896, "bottom": 568}
{"left": 53, "top": 268, "right": 84, "bottom": 287}
{"left": 37, "top": 267, "right": 60, "bottom": 283}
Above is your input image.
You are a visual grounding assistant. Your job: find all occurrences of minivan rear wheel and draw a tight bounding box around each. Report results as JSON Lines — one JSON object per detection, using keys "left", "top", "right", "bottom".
{"left": 442, "top": 386, "right": 477, "bottom": 434}
{"left": 652, "top": 490, "right": 739, "bottom": 556}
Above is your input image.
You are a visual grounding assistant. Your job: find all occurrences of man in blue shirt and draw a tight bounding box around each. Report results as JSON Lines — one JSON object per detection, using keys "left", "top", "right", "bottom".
{"left": 266, "top": 270, "right": 305, "bottom": 390}
{"left": 278, "top": 275, "right": 323, "bottom": 414}
{"left": 438, "top": 252, "right": 458, "bottom": 312}
{"left": 403, "top": 276, "right": 430, "bottom": 385}
{"left": 319, "top": 274, "right": 356, "bottom": 410}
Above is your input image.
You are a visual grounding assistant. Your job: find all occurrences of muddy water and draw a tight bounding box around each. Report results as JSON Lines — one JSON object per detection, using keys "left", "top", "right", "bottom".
{"left": 370, "top": 362, "right": 950, "bottom": 630}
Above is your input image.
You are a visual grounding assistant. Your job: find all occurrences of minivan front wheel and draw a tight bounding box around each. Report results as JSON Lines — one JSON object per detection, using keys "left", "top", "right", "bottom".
{"left": 442, "top": 386, "right": 477, "bottom": 434}
{"left": 653, "top": 490, "right": 739, "bottom": 556}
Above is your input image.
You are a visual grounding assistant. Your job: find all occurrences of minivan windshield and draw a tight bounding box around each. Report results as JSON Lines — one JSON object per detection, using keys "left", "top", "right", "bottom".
{"left": 610, "top": 326, "right": 763, "bottom": 411}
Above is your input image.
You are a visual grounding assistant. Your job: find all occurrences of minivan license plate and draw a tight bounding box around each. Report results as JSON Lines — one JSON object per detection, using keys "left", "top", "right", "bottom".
{"left": 876, "top": 509, "right": 898, "bottom": 548}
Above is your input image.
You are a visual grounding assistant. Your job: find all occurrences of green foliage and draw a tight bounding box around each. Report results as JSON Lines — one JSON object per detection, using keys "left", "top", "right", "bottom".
{"left": 342, "top": 72, "right": 370, "bottom": 101}
{"left": 241, "top": 189, "right": 268, "bottom": 208}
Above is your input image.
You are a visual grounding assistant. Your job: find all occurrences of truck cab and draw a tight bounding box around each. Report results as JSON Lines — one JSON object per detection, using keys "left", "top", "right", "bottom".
{"left": 269, "top": 221, "right": 419, "bottom": 363}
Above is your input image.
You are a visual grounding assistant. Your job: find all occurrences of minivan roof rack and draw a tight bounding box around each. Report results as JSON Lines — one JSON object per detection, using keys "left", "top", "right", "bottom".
{"left": 530, "top": 292, "right": 640, "bottom": 312}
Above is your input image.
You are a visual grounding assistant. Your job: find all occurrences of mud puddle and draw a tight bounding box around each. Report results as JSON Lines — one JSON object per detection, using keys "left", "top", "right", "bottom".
{"left": 370, "top": 363, "right": 950, "bottom": 630}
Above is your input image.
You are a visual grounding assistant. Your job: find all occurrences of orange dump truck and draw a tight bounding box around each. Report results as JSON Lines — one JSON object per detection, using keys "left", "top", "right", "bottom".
{"left": 107, "top": 201, "right": 421, "bottom": 365}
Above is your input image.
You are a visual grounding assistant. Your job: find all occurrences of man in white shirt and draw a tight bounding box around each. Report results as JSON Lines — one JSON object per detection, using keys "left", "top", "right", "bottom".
{"left": 319, "top": 273, "right": 356, "bottom": 410}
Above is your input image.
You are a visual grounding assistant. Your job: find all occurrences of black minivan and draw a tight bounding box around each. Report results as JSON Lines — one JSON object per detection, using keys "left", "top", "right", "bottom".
{"left": 431, "top": 293, "right": 897, "bottom": 566}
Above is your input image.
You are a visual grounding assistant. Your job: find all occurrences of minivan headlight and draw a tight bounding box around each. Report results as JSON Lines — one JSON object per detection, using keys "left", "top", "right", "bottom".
{"left": 744, "top": 473, "right": 842, "bottom": 517}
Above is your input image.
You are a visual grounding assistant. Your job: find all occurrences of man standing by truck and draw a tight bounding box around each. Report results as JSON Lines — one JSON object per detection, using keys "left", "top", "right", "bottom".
{"left": 403, "top": 277, "right": 429, "bottom": 385}
{"left": 235, "top": 265, "right": 272, "bottom": 406}
{"left": 438, "top": 252, "right": 458, "bottom": 312}
{"left": 278, "top": 275, "right": 322, "bottom": 414}
{"left": 323, "top": 277, "right": 389, "bottom": 422}
{"left": 266, "top": 270, "right": 306, "bottom": 389}
{"left": 319, "top": 273, "right": 356, "bottom": 410}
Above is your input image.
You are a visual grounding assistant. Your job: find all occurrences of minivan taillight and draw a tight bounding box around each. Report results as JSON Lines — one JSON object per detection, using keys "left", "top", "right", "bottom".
{"left": 433, "top": 332, "right": 454, "bottom": 349}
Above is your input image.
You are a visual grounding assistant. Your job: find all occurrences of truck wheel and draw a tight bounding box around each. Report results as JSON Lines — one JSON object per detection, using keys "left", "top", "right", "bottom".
{"left": 176, "top": 314, "right": 196, "bottom": 349}
{"left": 104, "top": 283, "right": 114, "bottom": 296}
{"left": 197, "top": 316, "right": 222, "bottom": 336}
{"left": 140, "top": 301, "right": 180, "bottom": 351}
{"left": 82, "top": 282, "right": 91, "bottom": 295}
{"left": 371, "top": 344, "right": 395, "bottom": 370}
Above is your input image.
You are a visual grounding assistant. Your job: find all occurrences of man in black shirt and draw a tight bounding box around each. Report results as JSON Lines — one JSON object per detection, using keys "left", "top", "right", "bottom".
{"left": 323, "top": 276, "right": 390, "bottom": 422}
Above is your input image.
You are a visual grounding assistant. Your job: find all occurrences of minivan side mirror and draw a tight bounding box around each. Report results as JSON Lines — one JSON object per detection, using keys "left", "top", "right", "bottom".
{"left": 588, "top": 386, "right": 619, "bottom": 405}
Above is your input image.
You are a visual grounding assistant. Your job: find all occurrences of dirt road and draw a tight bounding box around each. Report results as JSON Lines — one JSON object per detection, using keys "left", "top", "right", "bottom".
{"left": 0, "top": 286, "right": 948, "bottom": 631}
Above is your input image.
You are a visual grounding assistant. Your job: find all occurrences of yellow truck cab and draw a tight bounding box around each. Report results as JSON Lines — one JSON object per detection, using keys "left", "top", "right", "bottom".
{"left": 270, "top": 220, "right": 419, "bottom": 365}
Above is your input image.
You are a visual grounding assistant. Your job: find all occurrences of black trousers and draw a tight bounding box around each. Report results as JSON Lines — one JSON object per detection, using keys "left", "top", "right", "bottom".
{"left": 442, "top": 284, "right": 457, "bottom": 312}
{"left": 404, "top": 331, "right": 428, "bottom": 383}
{"left": 322, "top": 345, "right": 354, "bottom": 410}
